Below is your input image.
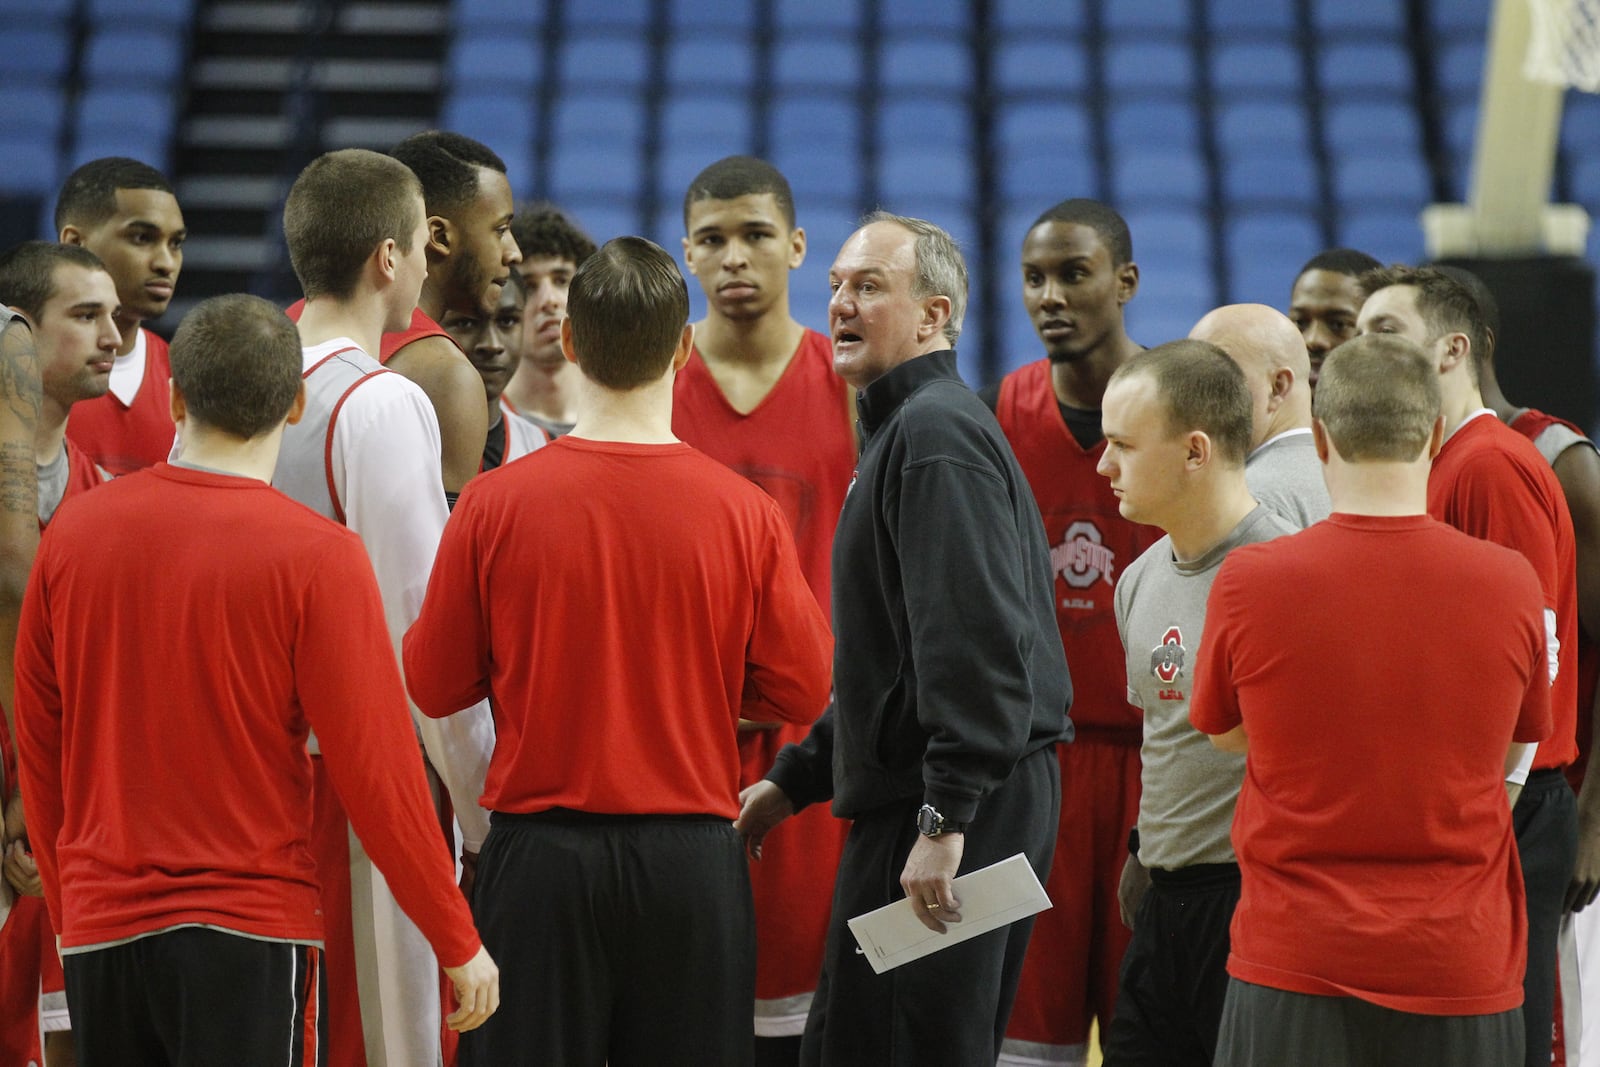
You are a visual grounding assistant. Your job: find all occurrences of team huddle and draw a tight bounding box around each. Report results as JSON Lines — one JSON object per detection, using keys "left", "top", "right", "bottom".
{"left": 0, "top": 134, "right": 1592, "bottom": 1067}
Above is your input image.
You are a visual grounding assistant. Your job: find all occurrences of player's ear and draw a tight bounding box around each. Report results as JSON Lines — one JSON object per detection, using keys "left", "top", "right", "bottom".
{"left": 1186, "top": 429, "right": 1211, "bottom": 470}
{"left": 560, "top": 316, "right": 579, "bottom": 365}
{"left": 59, "top": 225, "right": 85, "bottom": 247}
{"left": 375, "top": 238, "right": 398, "bottom": 282}
{"left": 919, "top": 295, "right": 951, "bottom": 343}
{"left": 1312, "top": 418, "right": 1331, "bottom": 462}
{"left": 671, "top": 323, "right": 694, "bottom": 371}
{"left": 168, "top": 378, "right": 185, "bottom": 424}
{"left": 1427, "top": 414, "right": 1446, "bottom": 459}
{"left": 789, "top": 226, "right": 807, "bottom": 270}
{"left": 1267, "top": 367, "right": 1294, "bottom": 410}
{"left": 681, "top": 234, "right": 697, "bottom": 274}
{"left": 285, "top": 381, "right": 308, "bottom": 426}
{"left": 1116, "top": 261, "right": 1140, "bottom": 305}
{"left": 427, "top": 215, "right": 452, "bottom": 256}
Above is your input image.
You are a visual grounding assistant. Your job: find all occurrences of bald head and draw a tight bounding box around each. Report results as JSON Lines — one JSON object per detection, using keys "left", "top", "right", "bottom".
{"left": 1190, "top": 303, "right": 1313, "bottom": 447}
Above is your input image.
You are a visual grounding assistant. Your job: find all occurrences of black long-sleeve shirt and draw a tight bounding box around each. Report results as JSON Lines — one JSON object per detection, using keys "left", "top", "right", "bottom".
{"left": 768, "top": 350, "right": 1072, "bottom": 825}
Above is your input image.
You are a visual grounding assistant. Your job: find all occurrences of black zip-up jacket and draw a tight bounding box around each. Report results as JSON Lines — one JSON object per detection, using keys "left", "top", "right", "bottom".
{"left": 768, "top": 350, "right": 1072, "bottom": 825}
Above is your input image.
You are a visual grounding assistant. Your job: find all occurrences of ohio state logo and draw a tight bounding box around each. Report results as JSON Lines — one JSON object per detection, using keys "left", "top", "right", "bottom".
{"left": 1051, "top": 520, "right": 1116, "bottom": 589}
{"left": 1150, "top": 626, "right": 1185, "bottom": 683}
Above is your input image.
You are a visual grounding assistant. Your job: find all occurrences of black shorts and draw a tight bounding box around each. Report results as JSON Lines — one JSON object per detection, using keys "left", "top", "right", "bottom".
{"left": 63, "top": 926, "right": 324, "bottom": 1067}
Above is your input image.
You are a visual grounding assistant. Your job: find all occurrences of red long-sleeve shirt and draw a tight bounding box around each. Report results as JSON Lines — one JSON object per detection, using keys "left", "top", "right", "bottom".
{"left": 404, "top": 435, "right": 834, "bottom": 819}
{"left": 15, "top": 464, "right": 480, "bottom": 965}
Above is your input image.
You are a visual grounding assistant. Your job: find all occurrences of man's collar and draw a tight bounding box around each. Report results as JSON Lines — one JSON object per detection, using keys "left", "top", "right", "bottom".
{"left": 857, "top": 349, "right": 959, "bottom": 434}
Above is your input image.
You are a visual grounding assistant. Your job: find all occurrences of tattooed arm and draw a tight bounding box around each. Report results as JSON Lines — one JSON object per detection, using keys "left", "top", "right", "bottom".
{"left": 0, "top": 314, "right": 41, "bottom": 780}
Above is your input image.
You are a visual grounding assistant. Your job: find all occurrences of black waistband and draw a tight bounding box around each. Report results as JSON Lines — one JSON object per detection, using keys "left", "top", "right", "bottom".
{"left": 492, "top": 808, "right": 728, "bottom": 827}
{"left": 1524, "top": 768, "right": 1572, "bottom": 791}
{"left": 1149, "top": 861, "right": 1241, "bottom": 890}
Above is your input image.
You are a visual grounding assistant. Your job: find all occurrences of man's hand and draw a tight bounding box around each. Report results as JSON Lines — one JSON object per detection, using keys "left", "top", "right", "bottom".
{"left": 1118, "top": 853, "right": 1150, "bottom": 930}
{"left": 4, "top": 839, "right": 41, "bottom": 897}
{"left": 1569, "top": 810, "right": 1600, "bottom": 913}
{"left": 901, "top": 832, "right": 963, "bottom": 933}
{"left": 3, "top": 790, "right": 22, "bottom": 850}
{"left": 734, "top": 780, "right": 794, "bottom": 860}
{"left": 443, "top": 946, "right": 499, "bottom": 1032}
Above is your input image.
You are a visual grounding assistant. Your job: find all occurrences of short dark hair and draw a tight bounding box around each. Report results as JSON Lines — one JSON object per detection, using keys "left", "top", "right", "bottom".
{"left": 1359, "top": 264, "right": 1491, "bottom": 379}
{"left": 566, "top": 237, "right": 689, "bottom": 391}
{"left": 283, "top": 149, "right": 423, "bottom": 301}
{"left": 1110, "top": 339, "right": 1254, "bottom": 466}
{"left": 0, "top": 241, "right": 109, "bottom": 321}
{"left": 1297, "top": 247, "right": 1383, "bottom": 279}
{"left": 389, "top": 130, "right": 508, "bottom": 216}
{"left": 510, "top": 203, "right": 597, "bottom": 266}
{"left": 1030, "top": 198, "right": 1134, "bottom": 266}
{"left": 54, "top": 157, "right": 174, "bottom": 233}
{"left": 683, "top": 156, "right": 797, "bottom": 230}
{"left": 1432, "top": 264, "right": 1501, "bottom": 373}
{"left": 1314, "top": 334, "right": 1441, "bottom": 462}
{"left": 169, "top": 294, "right": 303, "bottom": 440}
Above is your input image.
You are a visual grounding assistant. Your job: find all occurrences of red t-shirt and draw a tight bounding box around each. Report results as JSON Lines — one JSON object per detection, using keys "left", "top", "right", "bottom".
{"left": 996, "top": 359, "right": 1161, "bottom": 738}
{"left": 14, "top": 464, "right": 479, "bottom": 965}
{"left": 1191, "top": 513, "right": 1550, "bottom": 1015}
{"left": 64, "top": 328, "right": 174, "bottom": 475}
{"left": 1429, "top": 412, "right": 1578, "bottom": 770}
{"left": 404, "top": 436, "right": 834, "bottom": 819}
{"left": 283, "top": 302, "right": 460, "bottom": 365}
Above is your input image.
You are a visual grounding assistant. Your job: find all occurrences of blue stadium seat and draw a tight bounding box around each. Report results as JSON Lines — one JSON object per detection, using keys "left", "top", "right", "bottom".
{"left": 1218, "top": 152, "right": 1319, "bottom": 207}
{"left": 1224, "top": 210, "right": 1323, "bottom": 305}
{"left": 771, "top": 139, "right": 862, "bottom": 210}
{"left": 76, "top": 87, "right": 176, "bottom": 141}
{"left": 1105, "top": 39, "right": 1195, "bottom": 93}
{"left": 876, "top": 98, "right": 971, "bottom": 153}
{"left": 1430, "top": 0, "right": 1493, "bottom": 36}
{"left": 769, "top": 94, "right": 859, "bottom": 156}
{"left": 1113, "top": 148, "right": 1209, "bottom": 206}
{"left": 548, "top": 143, "right": 644, "bottom": 203}
{"left": 1125, "top": 269, "right": 1217, "bottom": 346}
{"left": 0, "top": 137, "right": 60, "bottom": 196}
{"left": 441, "top": 92, "right": 537, "bottom": 156}
{"left": 0, "top": 86, "right": 68, "bottom": 141}
{"left": 564, "top": 0, "right": 651, "bottom": 32}
{"left": 661, "top": 94, "right": 753, "bottom": 148}
{"left": 991, "top": 38, "right": 1090, "bottom": 98}
{"left": 1310, "top": 0, "right": 1405, "bottom": 35}
{"left": 1214, "top": 100, "right": 1310, "bottom": 152}
{"left": 998, "top": 145, "right": 1098, "bottom": 207}
{"left": 881, "top": 0, "right": 969, "bottom": 32}
{"left": 996, "top": 100, "right": 1093, "bottom": 153}
{"left": 657, "top": 142, "right": 755, "bottom": 203}
{"left": 566, "top": 203, "right": 639, "bottom": 245}
{"left": 1332, "top": 154, "right": 1433, "bottom": 207}
{"left": 1319, "top": 42, "right": 1413, "bottom": 94}
{"left": 880, "top": 37, "right": 972, "bottom": 93}
{"left": 772, "top": 37, "right": 863, "bottom": 92}
{"left": 454, "top": 0, "right": 547, "bottom": 32}
{"left": 774, "top": 0, "right": 860, "bottom": 33}
{"left": 1108, "top": 100, "right": 1200, "bottom": 150}
{"left": 1104, "top": 0, "right": 1192, "bottom": 35}
{"left": 1569, "top": 155, "right": 1600, "bottom": 207}
{"left": 550, "top": 94, "right": 645, "bottom": 149}
{"left": 2, "top": 28, "right": 74, "bottom": 83}
{"left": 1207, "top": 0, "right": 1297, "bottom": 34}
{"left": 665, "top": 34, "right": 755, "bottom": 91}
{"left": 1437, "top": 40, "right": 1485, "bottom": 102}
{"left": 876, "top": 147, "right": 975, "bottom": 207}
{"left": 84, "top": 30, "right": 186, "bottom": 86}
{"left": 87, "top": 0, "right": 194, "bottom": 26}
{"left": 668, "top": 0, "right": 755, "bottom": 33}
{"left": 787, "top": 203, "right": 856, "bottom": 326}
{"left": 1324, "top": 100, "right": 1422, "bottom": 154}
{"left": 70, "top": 130, "right": 171, "bottom": 171}
{"left": 1337, "top": 207, "right": 1425, "bottom": 264}
{"left": 0, "top": 0, "right": 74, "bottom": 20}
{"left": 1210, "top": 40, "right": 1304, "bottom": 96}
{"left": 447, "top": 35, "right": 541, "bottom": 91}
{"left": 1126, "top": 207, "right": 1212, "bottom": 266}
{"left": 1562, "top": 93, "right": 1600, "bottom": 153}
{"left": 993, "top": 0, "right": 1088, "bottom": 34}
{"left": 558, "top": 33, "right": 650, "bottom": 90}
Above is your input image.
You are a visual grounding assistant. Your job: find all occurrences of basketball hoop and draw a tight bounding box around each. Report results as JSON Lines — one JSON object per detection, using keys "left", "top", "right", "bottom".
{"left": 1525, "top": 0, "right": 1600, "bottom": 92}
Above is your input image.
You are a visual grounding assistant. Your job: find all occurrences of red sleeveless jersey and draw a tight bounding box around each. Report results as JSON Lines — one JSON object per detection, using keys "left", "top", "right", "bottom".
{"left": 1513, "top": 407, "right": 1599, "bottom": 786}
{"left": 997, "top": 359, "right": 1160, "bottom": 737}
{"left": 65, "top": 328, "right": 174, "bottom": 475}
{"left": 283, "top": 303, "right": 460, "bottom": 365}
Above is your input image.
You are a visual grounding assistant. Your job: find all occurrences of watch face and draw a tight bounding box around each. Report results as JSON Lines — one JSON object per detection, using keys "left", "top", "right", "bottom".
{"left": 917, "top": 804, "right": 942, "bottom": 836}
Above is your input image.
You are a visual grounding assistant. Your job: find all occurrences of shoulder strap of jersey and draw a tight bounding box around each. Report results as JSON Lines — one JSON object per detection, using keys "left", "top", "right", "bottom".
{"left": 323, "top": 367, "right": 388, "bottom": 526}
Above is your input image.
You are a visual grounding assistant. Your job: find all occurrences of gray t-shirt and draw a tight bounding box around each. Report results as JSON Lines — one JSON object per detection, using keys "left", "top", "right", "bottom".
{"left": 36, "top": 446, "right": 68, "bottom": 524}
{"left": 1115, "top": 504, "right": 1296, "bottom": 870}
{"left": 1246, "top": 429, "right": 1332, "bottom": 530}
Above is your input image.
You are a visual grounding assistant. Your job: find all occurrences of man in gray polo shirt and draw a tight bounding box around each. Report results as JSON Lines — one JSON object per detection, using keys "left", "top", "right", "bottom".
{"left": 1095, "top": 339, "right": 1295, "bottom": 1066}
{"left": 1191, "top": 303, "right": 1331, "bottom": 529}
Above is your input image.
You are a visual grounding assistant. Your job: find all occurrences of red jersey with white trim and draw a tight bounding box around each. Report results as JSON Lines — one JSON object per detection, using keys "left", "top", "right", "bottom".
{"left": 284, "top": 302, "right": 462, "bottom": 366}
{"left": 1513, "top": 407, "right": 1600, "bottom": 789}
{"left": 64, "top": 327, "right": 174, "bottom": 475}
{"left": 15, "top": 464, "right": 480, "bottom": 965}
{"left": 1429, "top": 412, "right": 1578, "bottom": 770}
{"left": 996, "top": 359, "right": 1160, "bottom": 736}
{"left": 1191, "top": 514, "right": 1549, "bottom": 1015}
{"left": 671, "top": 327, "right": 854, "bottom": 1026}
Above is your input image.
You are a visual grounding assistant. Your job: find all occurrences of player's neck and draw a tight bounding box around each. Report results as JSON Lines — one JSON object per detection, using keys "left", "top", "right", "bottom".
{"left": 1324, "top": 458, "right": 1429, "bottom": 517}
{"left": 1440, "top": 377, "right": 1488, "bottom": 439}
{"left": 296, "top": 295, "right": 383, "bottom": 359}
{"left": 568, "top": 371, "right": 677, "bottom": 445}
{"left": 175, "top": 420, "right": 283, "bottom": 483}
{"left": 1049, "top": 331, "right": 1140, "bottom": 409}
{"left": 692, "top": 311, "right": 805, "bottom": 415}
{"left": 113, "top": 313, "right": 143, "bottom": 357}
{"left": 1165, "top": 474, "right": 1258, "bottom": 563}
{"left": 36, "top": 400, "right": 70, "bottom": 467}
{"left": 1477, "top": 370, "right": 1520, "bottom": 424}
{"left": 504, "top": 357, "right": 579, "bottom": 423}
{"left": 417, "top": 279, "right": 447, "bottom": 324}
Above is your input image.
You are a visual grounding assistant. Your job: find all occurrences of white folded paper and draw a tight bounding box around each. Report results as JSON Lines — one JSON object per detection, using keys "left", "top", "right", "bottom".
{"left": 846, "top": 853, "right": 1052, "bottom": 975}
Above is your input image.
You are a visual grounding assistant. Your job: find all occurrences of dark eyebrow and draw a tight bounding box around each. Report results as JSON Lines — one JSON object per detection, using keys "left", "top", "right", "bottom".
{"left": 123, "top": 219, "right": 188, "bottom": 239}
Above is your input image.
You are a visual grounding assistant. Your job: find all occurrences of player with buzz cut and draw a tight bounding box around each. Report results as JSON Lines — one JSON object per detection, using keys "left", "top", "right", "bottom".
{"left": 54, "top": 156, "right": 186, "bottom": 475}
{"left": 278, "top": 147, "right": 497, "bottom": 1067}
{"left": 1286, "top": 247, "right": 1382, "bottom": 391}
{"left": 502, "top": 202, "right": 595, "bottom": 439}
{"left": 440, "top": 269, "right": 547, "bottom": 470}
{"left": 977, "top": 198, "right": 1160, "bottom": 1067}
{"left": 673, "top": 155, "right": 855, "bottom": 1065}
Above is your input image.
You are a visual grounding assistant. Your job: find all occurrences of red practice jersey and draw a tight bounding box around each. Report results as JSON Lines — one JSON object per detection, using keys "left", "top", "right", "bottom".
{"left": 64, "top": 327, "right": 174, "bottom": 475}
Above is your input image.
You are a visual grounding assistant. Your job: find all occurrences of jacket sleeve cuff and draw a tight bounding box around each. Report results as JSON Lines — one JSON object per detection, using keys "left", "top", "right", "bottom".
{"left": 766, "top": 746, "right": 828, "bottom": 813}
{"left": 923, "top": 789, "right": 979, "bottom": 826}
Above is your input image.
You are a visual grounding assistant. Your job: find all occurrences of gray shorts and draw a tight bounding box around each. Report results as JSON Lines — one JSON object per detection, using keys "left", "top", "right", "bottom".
{"left": 1214, "top": 978, "right": 1523, "bottom": 1067}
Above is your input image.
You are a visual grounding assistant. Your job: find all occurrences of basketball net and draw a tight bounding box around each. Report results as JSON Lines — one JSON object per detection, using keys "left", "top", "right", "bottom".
{"left": 1525, "top": 0, "right": 1600, "bottom": 91}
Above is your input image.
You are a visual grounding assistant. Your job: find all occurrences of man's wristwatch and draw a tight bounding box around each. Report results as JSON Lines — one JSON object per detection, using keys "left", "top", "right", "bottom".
{"left": 916, "top": 804, "right": 967, "bottom": 838}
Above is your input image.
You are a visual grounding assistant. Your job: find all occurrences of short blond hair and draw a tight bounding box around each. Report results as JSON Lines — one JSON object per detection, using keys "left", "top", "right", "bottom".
{"left": 1313, "top": 334, "right": 1441, "bottom": 461}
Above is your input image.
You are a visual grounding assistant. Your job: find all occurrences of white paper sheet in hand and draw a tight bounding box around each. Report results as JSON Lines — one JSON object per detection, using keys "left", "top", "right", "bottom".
{"left": 846, "top": 853, "right": 1051, "bottom": 975}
